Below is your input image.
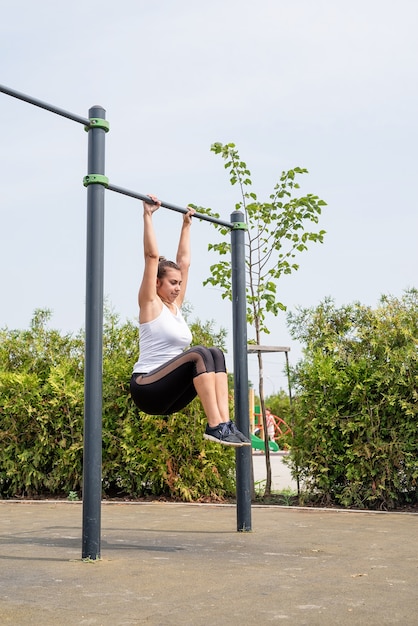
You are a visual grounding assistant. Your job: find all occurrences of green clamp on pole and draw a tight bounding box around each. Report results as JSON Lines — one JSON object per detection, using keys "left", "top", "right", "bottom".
{"left": 232, "top": 222, "right": 248, "bottom": 230}
{"left": 83, "top": 174, "right": 109, "bottom": 187}
{"left": 84, "top": 118, "right": 110, "bottom": 133}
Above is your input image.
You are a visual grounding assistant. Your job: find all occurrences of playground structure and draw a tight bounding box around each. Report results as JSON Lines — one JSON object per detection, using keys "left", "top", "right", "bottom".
{"left": 0, "top": 83, "right": 252, "bottom": 559}
{"left": 248, "top": 387, "right": 293, "bottom": 452}
{"left": 251, "top": 433, "right": 280, "bottom": 452}
{"left": 247, "top": 344, "right": 294, "bottom": 453}
{"left": 251, "top": 411, "right": 293, "bottom": 451}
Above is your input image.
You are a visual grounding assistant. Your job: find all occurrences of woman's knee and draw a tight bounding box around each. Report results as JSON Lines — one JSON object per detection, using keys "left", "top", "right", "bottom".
{"left": 208, "top": 347, "right": 226, "bottom": 373}
{"left": 188, "top": 345, "right": 215, "bottom": 375}
{"left": 185, "top": 345, "right": 226, "bottom": 376}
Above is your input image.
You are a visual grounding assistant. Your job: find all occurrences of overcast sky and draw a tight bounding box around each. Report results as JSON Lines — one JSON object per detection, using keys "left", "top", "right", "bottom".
{"left": 1, "top": 0, "right": 417, "bottom": 395}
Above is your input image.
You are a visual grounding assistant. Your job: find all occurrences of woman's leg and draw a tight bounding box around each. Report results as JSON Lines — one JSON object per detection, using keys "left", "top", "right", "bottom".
{"left": 215, "top": 372, "right": 230, "bottom": 422}
{"left": 131, "top": 346, "right": 218, "bottom": 415}
{"left": 130, "top": 366, "right": 196, "bottom": 416}
{"left": 207, "top": 347, "right": 250, "bottom": 444}
{"left": 193, "top": 372, "right": 225, "bottom": 427}
{"left": 191, "top": 347, "right": 230, "bottom": 426}
{"left": 131, "top": 345, "right": 250, "bottom": 445}
{"left": 205, "top": 347, "right": 231, "bottom": 423}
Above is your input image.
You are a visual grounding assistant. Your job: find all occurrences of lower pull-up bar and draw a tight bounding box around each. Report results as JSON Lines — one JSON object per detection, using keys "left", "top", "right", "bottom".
{"left": 83, "top": 176, "right": 252, "bottom": 556}
{"left": 103, "top": 181, "right": 234, "bottom": 230}
{"left": 103, "top": 180, "right": 252, "bottom": 532}
{"left": 105, "top": 180, "right": 253, "bottom": 531}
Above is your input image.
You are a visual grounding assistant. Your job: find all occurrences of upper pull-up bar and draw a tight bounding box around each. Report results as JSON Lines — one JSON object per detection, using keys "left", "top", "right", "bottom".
{"left": 0, "top": 84, "right": 91, "bottom": 127}
{"left": 0, "top": 84, "right": 252, "bottom": 560}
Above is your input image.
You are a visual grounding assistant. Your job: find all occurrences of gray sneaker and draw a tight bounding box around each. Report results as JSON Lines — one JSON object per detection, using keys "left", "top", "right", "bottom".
{"left": 204, "top": 422, "right": 244, "bottom": 447}
{"left": 227, "top": 421, "right": 251, "bottom": 445}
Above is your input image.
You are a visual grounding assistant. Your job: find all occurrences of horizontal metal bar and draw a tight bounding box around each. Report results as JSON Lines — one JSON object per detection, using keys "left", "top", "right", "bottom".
{"left": 0, "top": 84, "right": 91, "bottom": 126}
{"left": 248, "top": 345, "right": 291, "bottom": 353}
{"left": 107, "top": 183, "right": 233, "bottom": 229}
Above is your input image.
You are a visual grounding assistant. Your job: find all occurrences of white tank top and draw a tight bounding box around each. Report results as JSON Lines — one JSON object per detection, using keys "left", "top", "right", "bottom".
{"left": 132, "top": 304, "right": 192, "bottom": 374}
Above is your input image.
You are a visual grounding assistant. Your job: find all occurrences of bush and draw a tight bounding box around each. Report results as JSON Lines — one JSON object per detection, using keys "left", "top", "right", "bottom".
{"left": 0, "top": 308, "right": 235, "bottom": 500}
{"left": 287, "top": 291, "right": 418, "bottom": 509}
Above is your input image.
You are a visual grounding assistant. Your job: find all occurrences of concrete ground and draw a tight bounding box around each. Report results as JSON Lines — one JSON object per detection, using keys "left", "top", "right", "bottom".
{"left": 252, "top": 451, "right": 296, "bottom": 492}
{"left": 0, "top": 499, "right": 417, "bottom": 625}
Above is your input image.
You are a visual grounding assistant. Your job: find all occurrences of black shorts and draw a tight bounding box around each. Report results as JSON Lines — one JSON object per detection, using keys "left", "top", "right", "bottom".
{"left": 130, "top": 345, "right": 226, "bottom": 415}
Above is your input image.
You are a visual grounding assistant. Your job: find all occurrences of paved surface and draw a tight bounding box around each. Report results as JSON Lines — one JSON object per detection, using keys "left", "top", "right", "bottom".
{"left": 0, "top": 500, "right": 417, "bottom": 625}
{"left": 252, "top": 451, "right": 296, "bottom": 491}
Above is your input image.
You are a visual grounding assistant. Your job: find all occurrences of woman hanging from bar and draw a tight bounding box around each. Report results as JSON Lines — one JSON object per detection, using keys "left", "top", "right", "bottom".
{"left": 130, "top": 194, "right": 250, "bottom": 447}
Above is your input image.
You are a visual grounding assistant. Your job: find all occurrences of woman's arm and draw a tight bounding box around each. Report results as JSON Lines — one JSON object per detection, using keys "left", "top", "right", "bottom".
{"left": 138, "top": 195, "right": 162, "bottom": 322}
{"left": 176, "top": 208, "right": 195, "bottom": 308}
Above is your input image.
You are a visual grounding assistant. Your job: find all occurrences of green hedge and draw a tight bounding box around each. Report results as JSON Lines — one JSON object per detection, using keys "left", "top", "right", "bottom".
{"left": 287, "top": 291, "right": 418, "bottom": 510}
{"left": 0, "top": 309, "right": 235, "bottom": 501}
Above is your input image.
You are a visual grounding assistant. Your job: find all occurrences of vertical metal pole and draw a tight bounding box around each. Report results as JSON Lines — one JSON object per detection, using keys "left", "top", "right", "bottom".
{"left": 230, "top": 211, "right": 252, "bottom": 531}
{"left": 82, "top": 106, "right": 107, "bottom": 559}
